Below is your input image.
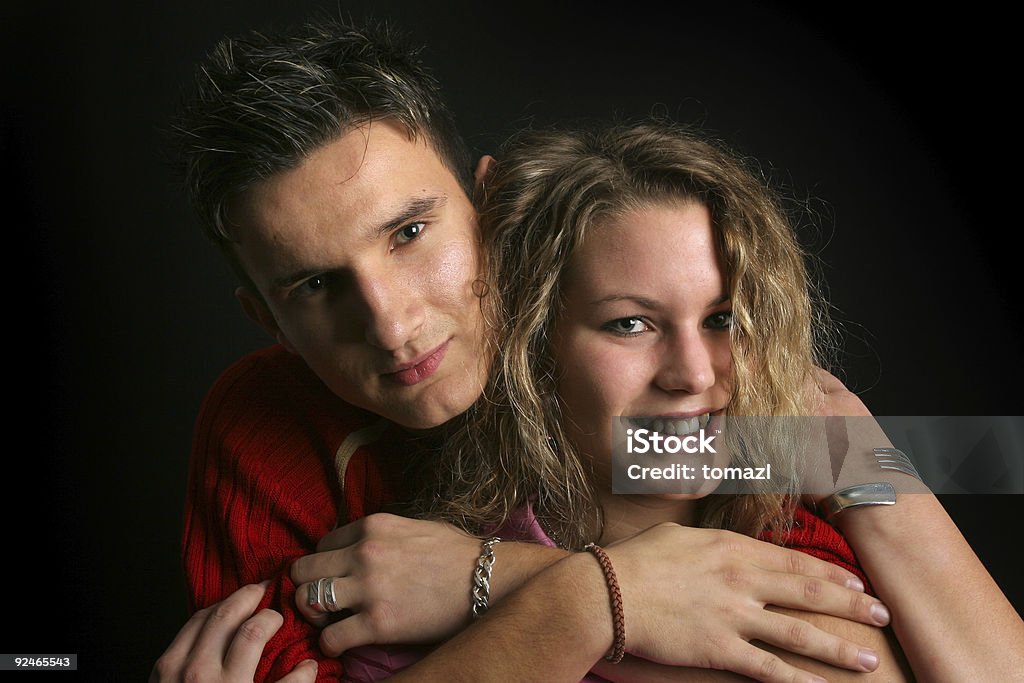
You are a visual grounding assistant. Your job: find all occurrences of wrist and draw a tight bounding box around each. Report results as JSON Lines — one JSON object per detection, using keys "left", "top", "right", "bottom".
{"left": 551, "top": 552, "right": 620, "bottom": 663}
{"left": 470, "top": 537, "right": 501, "bottom": 618}
{"left": 584, "top": 543, "right": 626, "bottom": 663}
{"left": 487, "top": 541, "right": 572, "bottom": 604}
{"left": 830, "top": 490, "right": 943, "bottom": 537}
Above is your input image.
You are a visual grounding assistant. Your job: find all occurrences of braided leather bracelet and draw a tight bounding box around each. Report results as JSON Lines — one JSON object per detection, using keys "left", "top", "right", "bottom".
{"left": 584, "top": 543, "right": 625, "bottom": 663}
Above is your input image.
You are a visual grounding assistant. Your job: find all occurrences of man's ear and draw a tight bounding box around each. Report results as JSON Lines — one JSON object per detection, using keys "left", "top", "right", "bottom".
{"left": 473, "top": 155, "right": 497, "bottom": 192}
{"left": 235, "top": 286, "right": 296, "bottom": 353}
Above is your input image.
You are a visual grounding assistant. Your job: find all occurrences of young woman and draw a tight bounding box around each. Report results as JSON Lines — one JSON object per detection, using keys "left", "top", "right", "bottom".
{"left": 377, "top": 120, "right": 1021, "bottom": 681}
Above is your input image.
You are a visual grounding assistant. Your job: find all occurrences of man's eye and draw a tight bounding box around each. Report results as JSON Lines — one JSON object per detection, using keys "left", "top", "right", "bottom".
{"left": 604, "top": 317, "right": 649, "bottom": 336}
{"left": 298, "top": 275, "right": 327, "bottom": 295}
{"left": 705, "top": 311, "right": 733, "bottom": 329}
{"left": 395, "top": 222, "right": 426, "bottom": 244}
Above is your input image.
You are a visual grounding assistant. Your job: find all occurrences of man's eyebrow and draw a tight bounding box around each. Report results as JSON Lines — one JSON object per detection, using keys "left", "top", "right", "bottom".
{"left": 271, "top": 195, "right": 449, "bottom": 291}
{"left": 370, "top": 194, "right": 448, "bottom": 241}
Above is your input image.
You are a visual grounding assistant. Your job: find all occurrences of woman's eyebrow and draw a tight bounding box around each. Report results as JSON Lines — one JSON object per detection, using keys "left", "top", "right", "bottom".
{"left": 590, "top": 293, "right": 730, "bottom": 308}
{"left": 589, "top": 294, "right": 659, "bottom": 309}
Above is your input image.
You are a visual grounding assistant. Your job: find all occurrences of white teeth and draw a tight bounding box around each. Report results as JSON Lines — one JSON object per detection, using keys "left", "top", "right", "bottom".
{"left": 630, "top": 414, "right": 711, "bottom": 434}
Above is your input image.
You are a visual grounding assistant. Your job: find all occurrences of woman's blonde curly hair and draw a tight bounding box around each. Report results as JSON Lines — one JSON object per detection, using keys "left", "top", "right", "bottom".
{"left": 413, "top": 119, "right": 833, "bottom": 549}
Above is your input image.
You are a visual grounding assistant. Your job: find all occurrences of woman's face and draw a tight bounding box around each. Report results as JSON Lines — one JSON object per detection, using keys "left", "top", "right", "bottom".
{"left": 552, "top": 201, "right": 733, "bottom": 494}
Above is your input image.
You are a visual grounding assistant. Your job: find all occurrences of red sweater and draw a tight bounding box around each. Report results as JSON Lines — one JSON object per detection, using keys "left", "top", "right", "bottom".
{"left": 182, "top": 345, "right": 414, "bottom": 682}
{"left": 183, "top": 345, "right": 867, "bottom": 681}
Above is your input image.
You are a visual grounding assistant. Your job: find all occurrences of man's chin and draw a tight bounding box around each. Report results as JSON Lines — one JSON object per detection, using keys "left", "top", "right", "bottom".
{"left": 380, "top": 393, "right": 474, "bottom": 432}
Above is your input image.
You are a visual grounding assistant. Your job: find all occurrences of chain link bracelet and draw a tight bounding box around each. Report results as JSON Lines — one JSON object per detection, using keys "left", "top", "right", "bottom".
{"left": 471, "top": 536, "right": 501, "bottom": 618}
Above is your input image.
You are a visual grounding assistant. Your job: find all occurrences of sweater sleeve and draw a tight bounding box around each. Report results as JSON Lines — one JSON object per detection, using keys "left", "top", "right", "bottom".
{"left": 182, "top": 346, "right": 384, "bottom": 682}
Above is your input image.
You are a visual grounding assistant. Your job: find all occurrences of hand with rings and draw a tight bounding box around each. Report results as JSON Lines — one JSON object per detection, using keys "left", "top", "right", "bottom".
{"left": 290, "top": 512, "right": 483, "bottom": 657}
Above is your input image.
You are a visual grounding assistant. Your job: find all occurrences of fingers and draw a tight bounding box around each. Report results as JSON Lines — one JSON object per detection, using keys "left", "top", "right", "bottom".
{"left": 152, "top": 601, "right": 215, "bottom": 674}
{"left": 221, "top": 607, "right": 285, "bottom": 676}
{"left": 315, "top": 516, "right": 368, "bottom": 552}
{"left": 754, "top": 568, "right": 890, "bottom": 626}
{"left": 290, "top": 548, "right": 351, "bottom": 586}
{"left": 150, "top": 582, "right": 285, "bottom": 683}
{"left": 275, "top": 659, "right": 318, "bottom": 683}
{"left": 189, "top": 582, "right": 274, "bottom": 665}
{"left": 313, "top": 512, "right": 406, "bottom": 553}
{"left": 811, "top": 367, "right": 843, "bottom": 393}
{"left": 319, "top": 612, "right": 377, "bottom": 657}
{"left": 293, "top": 576, "right": 359, "bottom": 626}
{"left": 740, "top": 535, "right": 867, "bottom": 591}
{"left": 720, "top": 640, "right": 829, "bottom": 683}
{"left": 749, "top": 610, "right": 880, "bottom": 674}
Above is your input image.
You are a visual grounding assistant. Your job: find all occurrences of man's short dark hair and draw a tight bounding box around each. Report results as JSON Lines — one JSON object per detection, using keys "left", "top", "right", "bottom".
{"left": 169, "top": 16, "right": 473, "bottom": 252}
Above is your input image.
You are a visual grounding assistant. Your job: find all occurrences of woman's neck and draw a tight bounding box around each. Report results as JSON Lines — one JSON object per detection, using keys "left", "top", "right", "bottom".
{"left": 597, "top": 492, "right": 699, "bottom": 545}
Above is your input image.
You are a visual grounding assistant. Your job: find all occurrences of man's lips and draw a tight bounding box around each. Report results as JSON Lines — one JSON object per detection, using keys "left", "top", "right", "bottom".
{"left": 384, "top": 341, "right": 450, "bottom": 386}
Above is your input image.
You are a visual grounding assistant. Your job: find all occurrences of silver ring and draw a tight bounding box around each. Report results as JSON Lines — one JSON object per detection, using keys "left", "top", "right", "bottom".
{"left": 309, "top": 577, "right": 343, "bottom": 613}
{"left": 323, "top": 577, "right": 339, "bottom": 612}
{"left": 307, "top": 580, "right": 321, "bottom": 609}
{"left": 315, "top": 577, "right": 327, "bottom": 614}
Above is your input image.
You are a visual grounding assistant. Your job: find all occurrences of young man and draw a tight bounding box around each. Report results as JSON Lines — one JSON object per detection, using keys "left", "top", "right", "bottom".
{"left": 155, "top": 16, "right": 1019, "bottom": 683}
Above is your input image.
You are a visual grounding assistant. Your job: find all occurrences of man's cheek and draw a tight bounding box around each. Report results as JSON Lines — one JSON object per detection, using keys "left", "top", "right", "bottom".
{"left": 429, "top": 242, "right": 478, "bottom": 303}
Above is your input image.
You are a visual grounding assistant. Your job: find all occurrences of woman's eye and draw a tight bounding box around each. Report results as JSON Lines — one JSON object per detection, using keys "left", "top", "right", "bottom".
{"left": 395, "top": 222, "right": 426, "bottom": 244}
{"left": 705, "top": 311, "right": 733, "bottom": 329}
{"left": 605, "top": 317, "right": 649, "bottom": 336}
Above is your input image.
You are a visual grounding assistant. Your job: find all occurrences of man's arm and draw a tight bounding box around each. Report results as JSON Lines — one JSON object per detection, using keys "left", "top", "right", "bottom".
{"left": 182, "top": 409, "right": 343, "bottom": 681}
{"left": 180, "top": 347, "right": 364, "bottom": 681}
{"left": 288, "top": 513, "right": 571, "bottom": 653}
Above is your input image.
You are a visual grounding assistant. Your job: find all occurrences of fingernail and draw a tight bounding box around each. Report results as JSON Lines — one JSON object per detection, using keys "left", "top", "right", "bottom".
{"left": 809, "top": 676, "right": 827, "bottom": 683}
{"left": 846, "top": 576, "right": 865, "bottom": 592}
{"left": 259, "top": 579, "right": 271, "bottom": 588}
{"left": 871, "top": 603, "right": 891, "bottom": 624}
{"left": 858, "top": 649, "right": 879, "bottom": 670}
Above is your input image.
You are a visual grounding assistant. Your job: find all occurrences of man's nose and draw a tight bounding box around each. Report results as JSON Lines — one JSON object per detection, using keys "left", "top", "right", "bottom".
{"left": 353, "top": 273, "right": 425, "bottom": 352}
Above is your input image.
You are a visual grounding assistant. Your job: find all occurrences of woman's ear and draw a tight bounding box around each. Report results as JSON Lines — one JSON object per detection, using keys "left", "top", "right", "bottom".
{"left": 474, "top": 155, "right": 497, "bottom": 191}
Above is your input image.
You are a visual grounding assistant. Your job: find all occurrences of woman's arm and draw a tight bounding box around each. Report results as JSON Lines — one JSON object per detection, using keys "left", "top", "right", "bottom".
{"left": 591, "top": 608, "right": 911, "bottom": 682}
{"left": 813, "top": 369, "right": 1024, "bottom": 680}
{"left": 387, "top": 524, "right": 891, "bottom": 682}
{"left": 835, "top": 493, "right": 1024, "bottom": 680}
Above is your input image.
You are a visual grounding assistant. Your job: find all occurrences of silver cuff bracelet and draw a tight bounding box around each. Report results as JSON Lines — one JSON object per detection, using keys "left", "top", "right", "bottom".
{"left": 818, "top": 482, "right": 897, "bottom": 521}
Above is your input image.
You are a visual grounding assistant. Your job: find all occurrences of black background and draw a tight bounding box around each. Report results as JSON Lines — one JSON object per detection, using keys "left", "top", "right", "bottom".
{"left": 3, "top": 1, "right": 1021, "bottom": 679}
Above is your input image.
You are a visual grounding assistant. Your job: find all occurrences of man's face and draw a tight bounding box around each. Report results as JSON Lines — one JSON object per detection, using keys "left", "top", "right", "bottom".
{"left": 230, "top": 121, "right": 487, "bottom": 429}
